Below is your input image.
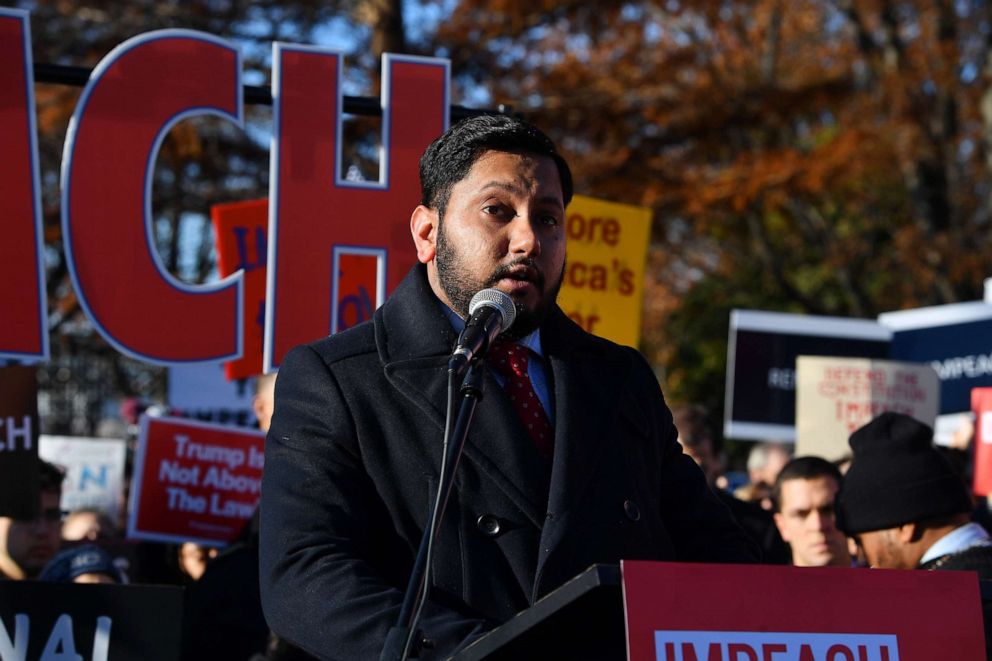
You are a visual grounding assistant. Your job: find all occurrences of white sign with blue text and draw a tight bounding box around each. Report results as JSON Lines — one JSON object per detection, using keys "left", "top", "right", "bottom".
{"left": 38, "top": 436, "right": 127, "bottom": 525}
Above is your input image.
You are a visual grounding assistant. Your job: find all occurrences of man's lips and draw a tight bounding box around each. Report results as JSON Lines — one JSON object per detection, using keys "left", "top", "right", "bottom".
{"left": 497, "top": 277, "right": 536, "bottom": 295}
{"left": 489, "top": 263, "right": 543, "bottom": 289}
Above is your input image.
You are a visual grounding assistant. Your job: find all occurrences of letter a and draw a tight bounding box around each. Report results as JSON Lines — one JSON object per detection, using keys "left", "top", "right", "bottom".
{"left": 39, "top": 614, "right": 82, "bottom": 661}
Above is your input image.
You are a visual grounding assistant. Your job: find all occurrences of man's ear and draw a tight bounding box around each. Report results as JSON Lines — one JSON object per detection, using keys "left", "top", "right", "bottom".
{"left": 897, "top": 522, "right": 919, "bottom": 544}
{"left": 411, "top": 205, "right": 438, "bottom": 264}
{"left": 772, "top": 513, "right": 790, "bottom": 542}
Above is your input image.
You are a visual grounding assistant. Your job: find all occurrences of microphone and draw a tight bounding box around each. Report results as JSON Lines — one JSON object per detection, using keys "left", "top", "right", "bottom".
{"left": 448, "top": 289, "right": 516, "bottom": 375}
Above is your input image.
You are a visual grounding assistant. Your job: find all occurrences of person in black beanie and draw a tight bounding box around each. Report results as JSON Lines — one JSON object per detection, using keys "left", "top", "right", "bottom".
{"left": 837, "top": 412, "right": 992, "bottom": 575}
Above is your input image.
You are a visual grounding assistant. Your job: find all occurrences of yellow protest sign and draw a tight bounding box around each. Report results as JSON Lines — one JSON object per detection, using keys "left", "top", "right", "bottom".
{"left": 558, "top": 195, "right": 652, "bottom": 347}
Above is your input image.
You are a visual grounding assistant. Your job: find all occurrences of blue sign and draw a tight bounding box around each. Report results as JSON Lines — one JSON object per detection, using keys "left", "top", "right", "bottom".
{"left": 881, "top": 302, "right": 992, "bottom": 414}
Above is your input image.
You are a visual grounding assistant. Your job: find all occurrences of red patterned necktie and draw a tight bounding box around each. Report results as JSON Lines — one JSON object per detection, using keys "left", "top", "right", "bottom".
{"left": 488, "top": 341, "right": 554, "bottom": 461}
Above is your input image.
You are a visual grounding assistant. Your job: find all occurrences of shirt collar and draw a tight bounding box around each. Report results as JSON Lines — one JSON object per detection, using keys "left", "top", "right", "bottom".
{"left": 920, "top": 522, "right": 992, "bottom": 565}
{"left": 439, "top": 299, "right": 543, "bottom": 358}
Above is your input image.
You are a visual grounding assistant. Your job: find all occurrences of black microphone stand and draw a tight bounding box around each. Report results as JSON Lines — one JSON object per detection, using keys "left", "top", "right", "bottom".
{"left": 380, "top": 359, "right": 487, "bottom": 661}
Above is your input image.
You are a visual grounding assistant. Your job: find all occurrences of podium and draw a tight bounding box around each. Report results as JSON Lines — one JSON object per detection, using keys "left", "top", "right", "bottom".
{"left": 452, "top": 565, "right": 627, "bottom": 661}
{"left": 453, "top": 562, "right": 992, "bottom": 661}
{"left": 453, "top": 564, "right": 624, "bottom": 660}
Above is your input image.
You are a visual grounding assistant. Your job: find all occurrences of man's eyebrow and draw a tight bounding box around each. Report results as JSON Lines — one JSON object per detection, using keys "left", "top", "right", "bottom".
{"left": 534, "top": 195, "right": 565, "bottom": 208}
{"left": 478, "top": 182, "right": 564, "bottom": 207}
{"left": 479, "top": 180, "right": 523, "bottom": 195}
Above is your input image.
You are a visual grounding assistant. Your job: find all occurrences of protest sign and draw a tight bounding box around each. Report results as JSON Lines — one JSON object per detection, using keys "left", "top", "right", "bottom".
{"left": 0, "top": 9, "right": 453, "bottom": 367}
{"left": 168, "top": 362, "right": 257, "bottom": 427}
{"left": 127, "top": 415, "right": 264, "bottom": 546}
{"left": 795, "top": 356, "right": 939, "bottom": 461}
{"left": 880, "top": 300, "right": 992, "bottom": 416}
{"left": 38, "top": 436, "right": 127, "bottom": 525}
{"left": 264, "top": 48, "right": 446, "bottom": 373}
{"left": 724, "top": 310, "right": 891, "bottom": 441}
{"left": 211, "top": 199, "right": 268, "bottom": 380}
{"left": 0, "top": 365, "right": 40, "bottom": 518}
{"left": 212, "top": 198, "right": 392, "bottom": 378}
{"left": 556, "top": 195, "right": 652, "bottom": 347}
{"left": 0, "top": 9, "right": 47, "bottom": 362}
{"left": 0, "top": 581, "right": 182, "bottom": 661}
{"left": 623, "top": 560, "right": 985, "bottom": 661}
{"left": 972, "top": 388, "right": 992, "bottom": 496}
{"left": 62, "top": 30, "right": 245, "bottom": 365}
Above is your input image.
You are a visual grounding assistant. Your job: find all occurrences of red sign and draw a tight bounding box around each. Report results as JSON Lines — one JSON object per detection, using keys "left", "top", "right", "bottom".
{"left": 0, "top": 11, "right": 454, "bottom": 368}
{"left": 211, "top": 197, "right": 397, "bottom": 377}
{"left": 62, "top": 30, "right": 245, "bottom": 364}
{"left": 264, "top": 47, "right": 447, "bottom": 372}
{"left": 973, "top": 388, "right": 992, "bottom": 496}
{"left": 127, "top": 415, "right": 265, "bottom": 545}
{"left": 622, "top": 560, "right": 984, "bottom": 661}
{"left": 211, "top": 200, "right": 269, "bottom": 380}
{"left": 0, "top": 8, "right": 48, "bottom": 362}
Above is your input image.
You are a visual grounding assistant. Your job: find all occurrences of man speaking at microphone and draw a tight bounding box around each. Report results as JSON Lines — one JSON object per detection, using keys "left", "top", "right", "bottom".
{"left": 259, "top": 115, "right": 759, "bottom": 660}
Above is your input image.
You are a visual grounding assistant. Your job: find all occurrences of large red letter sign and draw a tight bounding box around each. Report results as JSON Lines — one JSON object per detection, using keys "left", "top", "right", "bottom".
{"left": 62, "top": 31, "right": 244, "bottom": 364}
{"left": 0, "top": 9, "right": 48, "bottom": 362}
{"left": 265, "top": 46, "right": 448, "bottom": 371}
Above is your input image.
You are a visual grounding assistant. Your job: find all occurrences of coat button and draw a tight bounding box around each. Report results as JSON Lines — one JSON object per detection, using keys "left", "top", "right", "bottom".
{"left": 477, "top": 514, "right": 501, "bottom": 537}
{"left": 623, "top": 500, "right": 641, "bottom": 522}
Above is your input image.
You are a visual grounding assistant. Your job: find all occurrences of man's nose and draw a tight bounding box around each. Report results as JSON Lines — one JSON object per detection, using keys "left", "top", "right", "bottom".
{"left": 810, "top": 509, "right": 835, "bottom": 531}
{"left": 507, "top": 214, "right": 539, "bottom": 255}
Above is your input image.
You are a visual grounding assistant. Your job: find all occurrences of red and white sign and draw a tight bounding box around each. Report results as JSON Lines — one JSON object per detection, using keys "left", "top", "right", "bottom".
{"left": 211, "top": 200, "right": 269, "bottom": 380}
{"left": 264, "top": 47, "right": 447, "bottom": 372}
{"left": 0, "top": 8, "right": 48, "bottom": 362}
{"left": 127, "top": 415, "right": 264, "bottom": 546}
{"left": 62, "top": 29, "right": 245, "bottom": 365}
{"left": 0, "top": 9, "right": 453, "bottom": 368}
{"left": 796, "top": 356, "right": 940, "bottom": 461}
{"left": 972, "top": 387, "right": 992, "bottom": 496}
{"left": 622, "top": 561, "right": 985, "bottom": 661}
{"left": 39, "top": 435, "right": 128, "bottom": 526}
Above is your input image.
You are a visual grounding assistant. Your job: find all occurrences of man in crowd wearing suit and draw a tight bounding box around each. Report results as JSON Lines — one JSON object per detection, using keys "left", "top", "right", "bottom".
{"left": 772, "top": 456, "right": 850, "bottom": 567}
{"left": 259, "top": 115, "right": 759, "bottom": 660}
{"left": 838, "top": 412, "right": 992, "bottom": 575}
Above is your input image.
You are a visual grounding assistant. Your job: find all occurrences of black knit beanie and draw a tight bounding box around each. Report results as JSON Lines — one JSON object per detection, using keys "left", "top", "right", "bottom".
{"left": 837, "top": 412, "right": 972, "bottom": 535}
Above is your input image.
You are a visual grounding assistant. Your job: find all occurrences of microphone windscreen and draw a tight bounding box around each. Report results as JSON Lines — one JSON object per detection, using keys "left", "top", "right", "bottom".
{"left": 468, "top": 288, "right": 517, "bottom": 330}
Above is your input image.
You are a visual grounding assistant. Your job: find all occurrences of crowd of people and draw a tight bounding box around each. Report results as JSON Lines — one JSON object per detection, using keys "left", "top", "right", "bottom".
{"left": 4, "top": 394, "right": 991, "bottom": 657}
{"left": 4, "top": 114, "right": 992, "bottom": 659}
{"left": 674, "top": 404, "right": 992, "bottom": 578}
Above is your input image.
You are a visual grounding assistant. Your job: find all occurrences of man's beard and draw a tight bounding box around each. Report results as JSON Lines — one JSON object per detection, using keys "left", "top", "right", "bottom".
{"left": 435, "top": 223, "right": 564, "bottom": 341}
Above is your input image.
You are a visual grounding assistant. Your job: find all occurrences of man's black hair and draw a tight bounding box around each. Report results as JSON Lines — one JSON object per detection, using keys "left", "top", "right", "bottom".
{"left": 771, "top": 456, "right": 842, "bottom": 513}
{"left": 39, "top": 459, "right": 65, "bottom": 493}
{"left": 419, "top": 114, "right": 573, "bottom": 219}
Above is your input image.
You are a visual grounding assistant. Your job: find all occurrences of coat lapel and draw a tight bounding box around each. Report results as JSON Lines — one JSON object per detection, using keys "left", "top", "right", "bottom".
{"left": 535, "top": 310, "right": 630, "bottom": 591}
{"left": 378, "top": 266, "right": 549, "bottom": 527}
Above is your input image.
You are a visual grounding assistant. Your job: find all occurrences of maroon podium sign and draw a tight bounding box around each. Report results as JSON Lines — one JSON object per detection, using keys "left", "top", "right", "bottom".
{"left": 622, "top": 561, "right": 985, "bottom": 661}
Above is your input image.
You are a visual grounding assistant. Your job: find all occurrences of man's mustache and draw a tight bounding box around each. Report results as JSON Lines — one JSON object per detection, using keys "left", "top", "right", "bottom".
{"left": 485, "top": 259, "right": 545, "bottom": 289}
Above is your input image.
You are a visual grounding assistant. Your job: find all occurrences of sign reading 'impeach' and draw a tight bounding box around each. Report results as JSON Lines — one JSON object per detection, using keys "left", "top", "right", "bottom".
{"left": 655, "top": 632, "right": 899, "bottom": 661}
{"left": 622, "top": 561, "right": 985, "bottom": 661}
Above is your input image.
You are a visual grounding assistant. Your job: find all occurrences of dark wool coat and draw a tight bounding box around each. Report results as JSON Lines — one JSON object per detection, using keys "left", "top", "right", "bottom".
{"left": 259, "top": 265, "right": 759, "bottom": 660}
